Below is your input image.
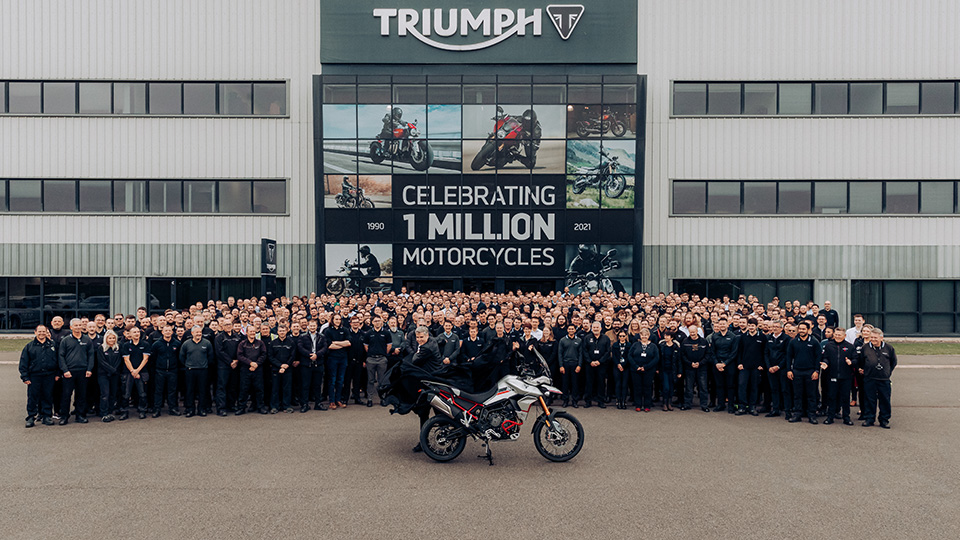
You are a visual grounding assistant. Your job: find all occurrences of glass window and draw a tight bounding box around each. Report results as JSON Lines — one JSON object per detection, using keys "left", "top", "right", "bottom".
{"left": 848, "top": 182, "right": 883, "bottom": 214}
{"left": 42, "top": 180, "right": 76, "bottom": 212}
{"left": 777, "top": 281, "right": 813, "bottom": 303}
{"left": 149, "top": 181, "right": 182, "bottom": 213}
{"left": 7, "top": 82, "right": 42, "bottom": 113}
{"left": 708, "top": 280, "right": 742, "bottom": 300}
{"left": 742, "top": 181, "right": 777, "bottom": 214}
{"left": 849, "top": 83, "right": 883, "bottom": 114}
{"left": 253, "top": 181, "right": 286, "bottom": 213}
{"left": 462, "top": 85, "right": 495, "bottom": 104}
{"left": 884, "top": 281, "right": 918, "bottom": 311}
{"left": 885, "top": 181, "right": 919, "bottom": 213}
{"left": 777, "top": 182, "right": 811, "bottom": 214}
{"left": 0, "top": 180, "right": 5, "bottom": 211}
{"left": 323, "top": 84, "right": 356, "bottom": 104}
{"left": 706, "top": 182, "right": 740, "bottom": 214}
{"left": 253, "top": 83, "right": 286, "bottom": 115}
{"left": 113, "top": 180, "right": 146, "bottom": 212}
{"left": 182, "top": 83, "right": 217, "bottom": 114}
{"left": 885, "top": 82, "right": 919, "bottom": 114}
{"left": 743, "top": 84, "right": 776, "bottom": 115}
{"left": 0, "top": 83, "right": 5, "bottom": 113}
{"left": 673, "top": 181, "right": 706, "bottom": 214}
{"left": 184, "top": 181, "right": 215, "bottom": 213}
{"left": 673, "top": 83, "right": 706, "bottom": 115}
{"left": 813, "top": 182, "right": 848, "bottom": 214}
{"left": 0, "top": 277, "right": 6, "bottom": 308}
{"left": 218, "top": 181, "right": 252, "bottom": 213}
{"left": 220, "top": 83, "right": 252, "bottom": 114}
{"left": 921, "top": 82, "right": 956, "bottom": 114}
{"left": 8, "top": 180, "right": 42, "bottom": 211}
{"left": 568, "top": 85, "right": 601, "bottom": 103}
{"left": 427, "top": 85, "right": 462, "bottom": 104}
{"left": 603, "top": 85, "right": 636, "bottom": 104}
{"left": 741, "top": 281, "right": 778, "bottom": 304}
{"left": 884, "top": 313, "right": 918, "bottom": 334}
{"left": 852, "top": 281, "right": 883, "bottom": 314}
{"left": 357, "top": 84, "right": 391, "bottom": 103}
{"left": 778, "top": 83, "right": 812, "bottom": 114}
{"left": 707, "top": 83, "right": 740, "bottom": 115}
{"left": 814, "top": 83, "right": 847, "bottom": 114}
{"left": 921, "top": 281, "right": 955, "bottom": 313}
{"left": 79, "top": 82, "right": 112, "bottom": 114}
{"left": 497, "top": 85, "right": 531, "bottom": 104}
{"left": 920, "top": 181, "right": 955, "bottom": 214}
{"left": 78, "top": 180, "right": 113, "bottom": 212}
{"left": 393, "top": 85, "right": 427, "bottom": 104}
{"left": 43, "top": 277, "right": 77, "bottom": 311}
{"left": 77, "top": 277, "right": 110, "bottom": 312}
{"left": 114, "top": 82, "right": 146, "bottom": 114}
{"left": 42, "top": 82, "right": 76, "bottom": 114}
{"left": 149, "top": 83, "right": 181, "bottom": 114}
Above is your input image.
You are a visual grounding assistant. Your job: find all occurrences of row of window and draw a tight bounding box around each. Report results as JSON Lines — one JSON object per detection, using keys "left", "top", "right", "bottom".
{"left": 0, "top": 81, "right": 286, "bottom": 116}
{"left": 0, "top": 179, "right": 287, "bottom": 214}
{"left": 852, "top": 280, "right": 960, "bottom": 335}
{"left": 672, "top": 279, "right": 814, "bottom": 307}
{"left": 672, "top": 81, "right": 960, "bottom": 116}
{"left": 147, "top": 278, "right": 286, "bottom": 314}
{"left": 673, "top": 180, "right": 960, "bottom": 215}
{"left": 0, "top": 277, "right": 110, "bottom": 330}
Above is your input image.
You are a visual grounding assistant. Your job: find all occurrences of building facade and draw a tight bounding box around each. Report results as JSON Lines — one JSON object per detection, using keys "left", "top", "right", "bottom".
{"left": 1, "top": 0, "right": 958, "bottom": 335}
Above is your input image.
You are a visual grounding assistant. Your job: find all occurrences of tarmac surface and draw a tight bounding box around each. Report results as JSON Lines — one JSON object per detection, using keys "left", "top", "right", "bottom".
{"left": 1, "top": 354, "right": 958, "bottom": 540}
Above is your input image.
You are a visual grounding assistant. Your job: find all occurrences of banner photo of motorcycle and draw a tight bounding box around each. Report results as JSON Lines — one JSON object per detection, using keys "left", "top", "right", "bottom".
{"left": 324, "top": 174, "right": 391, "bottom": 209}
{"left": 461, "top": 105, "right": 566, "bottom": 174}
{"left": 565, "top": 140, "right": 637, "bottom": 209}
{"left": 324, "top": 243, "right": 393, "bottom": 296}
{"left": 564, "top": 244, "right": 633, "bottom": 295}
{"left": 565, "top": 104, "right": 638, "bottom": 139}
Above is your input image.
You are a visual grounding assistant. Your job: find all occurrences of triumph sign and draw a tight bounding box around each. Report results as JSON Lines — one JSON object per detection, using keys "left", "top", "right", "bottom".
{"left": 320, "top": 0, "right": 637, "bottom": 64}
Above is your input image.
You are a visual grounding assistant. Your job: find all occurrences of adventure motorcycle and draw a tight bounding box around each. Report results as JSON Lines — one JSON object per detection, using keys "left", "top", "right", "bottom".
{"left": 325, "top": 260, "right": 391, "bottom": 297}
{"left": 566, "top": 249, "right": 625, "bottom": 294}
{"left": 571, "top": 149, "right": 626, "bottom": 198}
{"left": 470, "top": 106, "right": 539, "bottom": 171}
{"left": 417, "top": 349, "right": 584, "bottom": 465}
{"left": 370, "top": 120, "right": 434, "bottom": 171}
{"left": 576, "top": 110, "right": 626, "bottom": 138}
{"left": 336, "top": 185, "right": 375, "bottom": 209}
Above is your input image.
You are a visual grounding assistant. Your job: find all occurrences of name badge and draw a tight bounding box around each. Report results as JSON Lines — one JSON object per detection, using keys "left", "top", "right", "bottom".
{"left": 594, "top": 349, "right": 600, "bottom": 354}
{"left": 641, "top": 353, "right": 647, "bottom": 357}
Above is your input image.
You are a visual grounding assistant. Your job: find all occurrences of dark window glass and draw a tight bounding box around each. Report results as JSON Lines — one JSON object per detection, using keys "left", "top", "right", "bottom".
{"left": 743, "top": 84, "right": 776, "bottom": 115}
{"left": 393, "top": 85, "right": 426, "bottom": 104}
{"left": 148, "top": 279, "right": 174, "bottom": 313}
{"left": 149, "top": 181, "right": 182, "bottom": 213}
{"left": 78, "top": 180, "right": 113, "bottom": 212}
{"left": 42, "top": 82, "right": 76, "bottom": 114}
{"left": 8, "top": 180, "right": 42, "bottom": 211}
{"left": 0, "top": 83, "right": 5, "bottom": 113}
{"left": 43, "top": 277, "right": 77, "bottom": 311}
{"left": 182, "top": 83, "right": 217, "bottom": 114}
{"left": 673, "top": 83, "right": 706, "bottom": 115}
{"left": 852, "top": 281, "right": 883, "bottom": 314}
{"left": 885, "top": 313, "right": 918, "bottom": 334}
{"left": 706, "top": 182, "right": 740, "bottom": 214}
{"left": 253, "top": 181, "right": 286, "bottom": 213}
{"left": 497, "top": 85, "right": 531, "bottom": 104}
{"left": 885, "top": 82, "right": 919, "bottom": 114}
{"left": 7, "top": 82, "right": 41, "bottom": 113}
{"left": 6, "top": 277, "right": 42, "bottom": 330}
{"left": 708, "top": 280, "right": 743, "bottom": 300}
{"left": 707, "top": 83, "right": 740, "bottom": 114}
{"left": 357, "top": 84, "right": 391, "bottom": 103}
{"left": 885, "top": 181, "right": 919, "bottom": 213}
{"left": 79, "top": 82, "right": 112, "bottom": 114}
{"left": 568, "top": 85, "right": 601, "bottom": 103}
{"left": 253, "top": 83, "right": 286, "bottom": 115}
{"left": 849, "top": 83, "right": 882, "bottom": 114}
{"left": 77, "top": 278, "right": 110, "bottom": 312}
{"left": 0, "top": 277, "right": 6, "bottom": 309}
{"left": 149, "top": 83, "right": 181, "bottom": 114}
{"left": 884, "top": 281, "right": 918, "bottom": 311}
{"left": 920, "top": 181, "right": 954, "bottom": 214}
{"left": 743, "top": 181, "right": 777, "bottom": 214}
{"left": 814, "top": 83, "right": 847, "bottom": 114}
{"left": 43, "top": 180, "right": 77, "bottom": 212}
{"left": 323, "top": 84, "right": 356, "bottom": 104}
{"left": 218, "top": 181, "right": 252, "bottom": 213}
{"left": 114, "top": 82, "right": 146, "bottom": 114}
{"left": 741, "top": 281, "right": 778, "bottom": 304}
{"left": 849, "top": 182, "right": 883, "bottom": 214}
{"left": 921, "top": 82, "right": 956, "bottom": 114}
{"left": 0, "top": 180, "right": 5, "bottom": 211}
{"left": 673, "top": 279, "right": 707, "bottom": 298}
{"left": 777, "top": 281, "right": 813, "bottom": 304}
{"left": 778, "top": 83, "right": 812, "bottom": 114}
{"left": 813, "top": 182, "right": 848, "bottom": 214}
{"left": 462, "top": 85, "right": 495, "bottom": 104}
{"left": 921, "top": 314, "right": 955, "bottom": 334}
{"left": 921, "top": 281, "right": 954, "bottom": 312}
{"left": 184, "top": 181, "right": 215, "bottom": 213}
{"left": 220, "top": 83, "right": 252, "bottom": 114}
{"left": 777, "top": 182, "right": 811, "bottom": 214}
{"left": 427, "top": 85, "right": 461, "bottom": 104}
{"left": 673, "top": 181, "right": 706, "bottom": 214}
{"left": 113, "top": 180, "right": 146, "bottom": 212}
{"left": 603, "top": 85, "right": 636, "bottom": 104}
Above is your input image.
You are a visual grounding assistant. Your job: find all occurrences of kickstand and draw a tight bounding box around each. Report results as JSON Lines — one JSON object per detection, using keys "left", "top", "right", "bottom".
{"left": 478, "top": 442, "right": 494, "bottom": 466}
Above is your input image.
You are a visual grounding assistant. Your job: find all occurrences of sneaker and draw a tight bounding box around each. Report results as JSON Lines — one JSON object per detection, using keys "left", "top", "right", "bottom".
{"left": 198, "top": 410, "right": 207, "bottom": 417}
{"left": 41, "top": 417, "right": 55, "bottom": 426}
{"left": 270, "top": 408, "right": 279, "bottom": 414}
{"left": 284, "top": 408, "right": 295, "bottom": 413}
{"left": 25, "top": 417, "right": 35, "bottom": 428}
{"left": 102, "top": 415, "right": 115, "bottom": 423}
{"left": 138, "top": 412, "right": 147, "bottom": 419}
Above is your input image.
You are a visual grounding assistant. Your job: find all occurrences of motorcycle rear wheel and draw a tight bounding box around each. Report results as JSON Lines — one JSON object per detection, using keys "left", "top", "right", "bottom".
{"left": 420, "top": 415, "right": 467, "bottom": 462}
{"left": 611, "top": 121, "right": 627, "bottom": 137}
{"left": 572, "top": 176, "right": 588, "bottom": 194}
{"left": 471, "top": 140, "right": 496, "bottom": 171}
{"left": 603, "top": 174, "right": 626, "bottom": 198}
{"left": 533, "top": 411, "right": 584, "bottom": 462}
{"left": 576, "top": 124, "right": 590, "bottom": 138}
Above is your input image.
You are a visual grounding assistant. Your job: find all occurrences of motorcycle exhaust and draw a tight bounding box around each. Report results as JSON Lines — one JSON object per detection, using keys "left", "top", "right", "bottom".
{"left": 429, "top": 395, "right": 453, "bottom": 418}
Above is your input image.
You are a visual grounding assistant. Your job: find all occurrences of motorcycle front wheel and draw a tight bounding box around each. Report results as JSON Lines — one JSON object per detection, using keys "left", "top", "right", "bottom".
{"left": 611, "top": 121, "right": 627, "bottom": 137}
{"left": 360, "top": 198, "right": 374, "bottom": 209}
{"left": 325, "top": 278, "right": 345, "bottom": 296}
{"left": 603, "top": 174, "right": 626, "bottom": 198}
{"left": 369, "top": 141, "right": 386, "bottom": 164}
{"left": 410, "top": 140, "right": 434, "bottom": 171}
{"left": 470, "top": 140, "right": 496, "bottom": 171}
{"left": 533, "top": 411, "right": 584, "bottom": 462}
{"left": 576, "top": 123, "right": 590, "bottom": 138}
{"left": 420, "top": 415, "right": 467, "bottom": 462}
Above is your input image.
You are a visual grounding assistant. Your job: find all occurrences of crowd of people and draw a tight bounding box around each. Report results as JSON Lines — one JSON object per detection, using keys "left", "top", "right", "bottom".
{"left": 17, "top": 288, "right": 897, "bottom": 431}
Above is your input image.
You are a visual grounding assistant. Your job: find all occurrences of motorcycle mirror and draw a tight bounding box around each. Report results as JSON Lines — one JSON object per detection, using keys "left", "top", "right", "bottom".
{"left": 606, "top": 249, "right": 618, "bottom": 257}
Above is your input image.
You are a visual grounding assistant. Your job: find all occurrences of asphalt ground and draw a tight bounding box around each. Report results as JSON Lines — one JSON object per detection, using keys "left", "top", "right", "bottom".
{"left": 1, "top": 354, "right": 958, "bottom": 540}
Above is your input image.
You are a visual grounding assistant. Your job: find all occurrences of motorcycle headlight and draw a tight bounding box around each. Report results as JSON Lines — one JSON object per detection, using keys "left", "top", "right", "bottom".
{"left": 497, "top": 129, "right": 507, "bottom": 139}
{"left": 410, "top": 127, "right": 419, "bottom": 137}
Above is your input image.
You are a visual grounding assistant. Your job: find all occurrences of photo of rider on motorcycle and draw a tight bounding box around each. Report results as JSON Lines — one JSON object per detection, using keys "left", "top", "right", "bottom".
{"left": 324, "top": 245, "right": 392, "bottom": 297}
{"left": 470, "top": 107, "right": 541, "bottom": 171}
{"left": 335, "top": 176, "right": 375, "bottom": 208}
{"left": 369, "top": 106, "right": 434, "bottom": 171}
{"left": 566, "top": 244, "right": 627, "bottom": 295}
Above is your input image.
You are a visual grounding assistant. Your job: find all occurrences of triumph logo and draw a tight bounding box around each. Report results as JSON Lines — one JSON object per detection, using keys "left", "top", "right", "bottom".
{"left": 373, "top": 5, "right": 585, "bottom": 51}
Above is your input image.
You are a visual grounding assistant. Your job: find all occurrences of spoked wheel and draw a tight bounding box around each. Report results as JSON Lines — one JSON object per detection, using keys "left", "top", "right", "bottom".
{"left": 325, "top": 278, "right": 344, "bottom": 296}
{"left": 360, "top": 198, "right": 374, "bottom": 208}
{"left": 603, "top": 174, "right": 626, "bottom": 198}
{"left": 533, "top": 411, "right": 584, "bottom": 462}
{"left": 419, "top": 415, "right": 467, "bottom": 462}
{"left": 611, "top": 121, "right": 627, "bottom": 137}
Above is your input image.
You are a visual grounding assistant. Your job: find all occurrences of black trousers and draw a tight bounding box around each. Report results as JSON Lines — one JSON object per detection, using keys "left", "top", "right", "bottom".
{"left": 98, "top": 372, "right": 122, "bottom": 415}
{"left": 154, "top": 369, "right": 178, "bottom": 411}
{"left": 824, "top": 378, "right": 852, "bottom": 420}
{"left": 863, "top": 378, "right": 892, "bottom": 423}
{"left": 791, "top": 372, "right": 819, "bottom": 418}
{"left": 737, "top": 367, "right": 761, "bottom": 408}
{"left": 271, "top": 370, "right": 292, "bottom": 410}
{"left": 300, "top": 363, "right": 325, "bottom": 405}
{"left": 215, "top": 363, "right": 239, "bottom": 411}
{"left": 26, "top": 373, "right": 55, "bottom": 419}
{"left": 684, "top": 366, "right": 710, "bottom": 408}
{"left": 631, "top": 367, "right": 655, "bottom": 408}
{"left": 560, "top": 365, "right": 579, "bottom": 401}
{"left": 61, "top": 370, "right": 89, "bottom": 417}
{"left": 714, "top": 365, "right": 737, "bottom": 406}
{"left": 613, "top": 365, "right": 630, "bottom": 403}
{"left": 661, "top": 371, "right": 676, "bottom": 405}
{"left": 343, "top": 361, "right": 364, "bottom": 400}
{"left": 124, "top": 372, "right": 149, "bottom": 413}
{"left": 767, "top": 369, "right": 787, "bottom": 411}
{"left": 184, "top": 368, "right": 209, "bottom": 413}
{"left": 238, "top": 368, "right": 265, "bottom": 410}
{"left": 583, "top": 364, "right": 605, "bottom": 403}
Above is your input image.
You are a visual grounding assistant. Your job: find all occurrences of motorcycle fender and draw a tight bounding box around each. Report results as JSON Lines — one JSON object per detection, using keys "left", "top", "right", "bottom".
{"left": 542, "top": 384, "right": 562, "bottom": 395}
{"left": 531, "top": 411, "right": 561, "bottom": 433}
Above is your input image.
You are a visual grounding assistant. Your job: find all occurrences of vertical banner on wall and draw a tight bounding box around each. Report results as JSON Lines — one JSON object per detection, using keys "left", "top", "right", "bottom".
{"left": 261, "top": 238, "right": 278, "bottom": 299}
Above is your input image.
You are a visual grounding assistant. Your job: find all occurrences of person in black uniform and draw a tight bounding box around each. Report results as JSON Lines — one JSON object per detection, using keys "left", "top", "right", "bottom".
{"left": 460, "top": 323, "right": 485, "bottom": 365}
{"left": 96, "top": 330, "right": 124, "bottom": 423}
{"left": 236, "top": 325, "right": 268, "bottom": 415}
{"left": 707, "top": 319, "right": 740, "bottom": 413}
{"left": 558, "top": 326, "right": 582, "bottom": 407}
{"left": 410, "top": 326, "right": 442, "bottom": 453}
{"left": 297, "top": 319, "right": 327, "bottom": 412}
{"left": 679, "top": 323, "right": 710, "bottom": 411}
{"left": 858, "top": 328, "right": 897, "bottom": 428}
{"left": 323, "top": 314, "right": 352, "bottom": 410}
{"left": 121, "top": 326, "right": 152, "bottom": 420}
{"left": 610, "top": 331, "right": 631, "bottom": 409}
{"left": 786, "top": 321, "right": 823, "bottom": 424}
{"left": 362, "top": 316, "right": 392, "bottom": 407}
{"left": 819, "top": 326, "right": 857, "bottom": 425}
{"left": 436, "top": 320, "right": 461, "bottom": 367}
{"left": 58, "top": 318, "right": 95, "bottom": 425}
{"left": 629, "top": 328, "right": 659, "bottom": 412}
{"left": 535, "top": 327, "right": 559, "bottom": 405}
{"left": 213, "top": 318, "right": 242, "bottom": 415}
{"left": 581, "top": 321, "right": 611, "bottom": 408}
{"left": 343, "top": 316, "right": 367, "bottom": 406}
{"left": 659, "top": 331, "right": 681, "bottom": 412}
{"left": 267, "top": 324, "right": 296, "bottom": 413}
{"left": 180, "top": 325, "right": 214, "bottom": 417}
{"left": 735, "top": 318, "right": 766, "bottom": 416}
{"left": 150, "top": 325, "right": 181, "bottom": 417}
{"left": 763, "top": 321, "right": 789, "bottom": 417}
{"left": 19, "top": 325, "right": 58, "bottom": 428}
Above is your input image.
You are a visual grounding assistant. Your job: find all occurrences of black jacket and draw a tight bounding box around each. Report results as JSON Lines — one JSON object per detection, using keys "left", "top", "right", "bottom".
{"left": 787, "top": 336, "right": 822, "bottom": 373}
{"left": 628, "top": 341, "right": 659, "bottom": 371}
{"left": 150, "top": 338, "right": 181, "bottom": 371}
{"left": 436, "top": 333, "right": 461, "bottom": 365}
{"left": 410, "top": 337, "right": 443, "bottom": 373}
{"left": 267, "top": 336, "right": 297, "bottom": 372}
{"left": 858, "top": 342, "right": 897, "bottom": 381}
{"left": 658, "top": 340, "right": 681, "bottom": 373}
{"left": 764, "top": 333, "right": 789, "bottom": 371}
{"left": 297, "top": 332, "right": 327, "bottom": 366}
{"left": 611, "top": 340, "right": 631, "bottom": 369}
{"left": 707, "top": 331, "right": 740, "bottom": 366}
{"left": 679, "top": 335, "right": 709, "bottom": 370}
{"left": 461, "top": 336, "right": 486, "bottom": 362}
{"left": 97, "top": 346, "right": 125, "bottom": 376}
{"left": 58, "top": 334, "right": 95, "bottom": 373}
{"left": 820, "top": 339, "right": 857, "bottom": 380}
{"left": 581, "top": 333, "right": 611, "bottom": 368}
{"left": 737, "top": 332, "right": 767, "bottom": 369}
{"left": 19, "top": 338, "right": 58, "bottom": 381}
{"left": 214, "top": 331, "right": 242, "bottom": 366}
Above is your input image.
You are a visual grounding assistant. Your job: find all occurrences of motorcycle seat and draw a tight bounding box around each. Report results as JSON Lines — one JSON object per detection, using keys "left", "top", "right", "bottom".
{"left": 457, "top": 386, "right": 499, "bottom": 404}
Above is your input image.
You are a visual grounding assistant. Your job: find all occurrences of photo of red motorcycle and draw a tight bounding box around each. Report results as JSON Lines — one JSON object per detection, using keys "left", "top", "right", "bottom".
{"left": 369, "top": 118, "right": 434, "bottom": 171}
{"left": 575, "top": 107, "right": 627, "bottom": 138}
{"left": 470, "top": 107, "right": 541, "bottom": 171}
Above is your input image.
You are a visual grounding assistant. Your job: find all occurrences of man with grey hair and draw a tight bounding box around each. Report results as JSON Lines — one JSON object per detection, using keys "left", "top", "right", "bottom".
{"left": 57, "top": 318, "right": 95, "bottom": 425}
{"left": 410, "top": 326, "right": 442, "bottom": 453}
{"left": 858, "top": 328, "right": 897, "bottom": 428}
{"left": 180, "top": 325, "right": 214, "bottom": 417}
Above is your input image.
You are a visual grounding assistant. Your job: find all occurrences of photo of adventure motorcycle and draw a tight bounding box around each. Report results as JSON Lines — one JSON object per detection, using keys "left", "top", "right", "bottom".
{"left": 566, "top": 245, "right": 627, "bottom": 294}
{"left": 335, "top": 176, "right": 375, "bottom": 208}
{"left": 470, "top": 106, "right": 541, "bottom": 171}
{"left": 571, "top": 148, "right": 626, "bottom": 198}
{"left": 575, "top": 107, "right": 627, "bottom": 138}
{"left": 325, "top": 259, "right": 391, "bottom": 297}
{"left": 369, "top": 113, "right": 434, "bottom": 171}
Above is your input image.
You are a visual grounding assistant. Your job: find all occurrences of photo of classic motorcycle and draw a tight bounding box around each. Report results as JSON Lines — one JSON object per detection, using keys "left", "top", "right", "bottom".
{"left": 369, "top": 118, "right": 434, "bottom": 171}
{"left": 470, "top": 106, "right": 541, "bottom": 171}
{"left": 571, "top": 148, "right": 626, "bottom": 198}
{"left": 575, "top": 107, "right": 626, "bottom": 138}
{"left": 335, "top": 176, "right": 375, "bottom": 208}
{"left": 325, "top": 259, "right": 392, "bottom": 297}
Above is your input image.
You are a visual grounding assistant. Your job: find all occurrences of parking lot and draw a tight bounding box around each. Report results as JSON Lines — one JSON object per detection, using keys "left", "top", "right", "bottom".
{"left": 1, "top": 356, "right": 958, "bottom": 540}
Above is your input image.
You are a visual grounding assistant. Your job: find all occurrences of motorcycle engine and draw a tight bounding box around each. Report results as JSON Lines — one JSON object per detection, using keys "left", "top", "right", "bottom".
{"left": 483, "top": 405, "right": 522, "bottom": 439}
